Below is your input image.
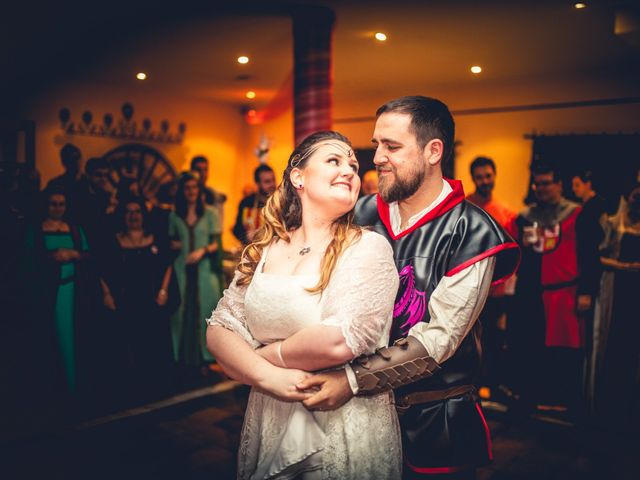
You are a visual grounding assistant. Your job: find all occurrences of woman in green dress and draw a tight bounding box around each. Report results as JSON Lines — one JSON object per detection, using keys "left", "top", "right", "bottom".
{"left": 169, "top": 173, "right": 223, "bottom": 371}
{"left": 26, "top": 188, "right": 89, "bottom": 393}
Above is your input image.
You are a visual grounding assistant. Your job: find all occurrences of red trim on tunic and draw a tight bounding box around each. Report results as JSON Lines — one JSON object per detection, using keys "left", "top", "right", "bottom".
{"left": 444, "top": 242, "right": 520, "bottom": 282}
{"left": 402, "top": 402, "right": 492, "bottom": 474}
{"left": 377, "top": 178, "right": 466, "bottom": 241}
{"left": 475, "top": 403, "right": 494, "bottom": 461}
{"left": 404, "top": 457, "right": 469, "bottom": 474}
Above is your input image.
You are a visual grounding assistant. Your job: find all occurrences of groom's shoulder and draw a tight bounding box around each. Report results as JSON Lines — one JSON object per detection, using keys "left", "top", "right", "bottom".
{"left": 355, "top": 194, "right": 379, "bottom": 226}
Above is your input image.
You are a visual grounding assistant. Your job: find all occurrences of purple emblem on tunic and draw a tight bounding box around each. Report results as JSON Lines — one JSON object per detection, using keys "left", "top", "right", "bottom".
{"left": 394, "top": 264, "right": 427, "bottom": 334}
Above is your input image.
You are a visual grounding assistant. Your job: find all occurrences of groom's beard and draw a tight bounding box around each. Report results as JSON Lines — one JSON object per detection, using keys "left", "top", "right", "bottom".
{"left": 377, "top": 161, "right": 425, "bottom": 204}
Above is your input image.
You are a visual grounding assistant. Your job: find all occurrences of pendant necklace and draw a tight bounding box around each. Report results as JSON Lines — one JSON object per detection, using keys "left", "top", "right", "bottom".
{"left": 293, "top": 229, "right": 332, "bottom": 256}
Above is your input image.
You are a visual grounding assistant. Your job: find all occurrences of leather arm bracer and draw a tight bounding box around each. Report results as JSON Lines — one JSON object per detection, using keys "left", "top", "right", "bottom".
{"left": 351, "top": 336, "right": 441, "bottom": 396}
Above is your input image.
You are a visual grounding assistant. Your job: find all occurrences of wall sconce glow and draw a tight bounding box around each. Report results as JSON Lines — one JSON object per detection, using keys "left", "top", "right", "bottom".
{"left": 246, "top": 91, "right": 256, "bottom": 99}
{"left": 237, "top": 56, "right": 250, "bottom": 64}
{"left": 136, "top": 72, "right": 147, "bottom": 80}
{"left": 470, "top": 66, "right": 482, "bottom": 74}
{"left": 375, "top": 32, "right": 387, "bottom": 41}
{"left": 574, "top": 3, "right": 586, "bottom": 9}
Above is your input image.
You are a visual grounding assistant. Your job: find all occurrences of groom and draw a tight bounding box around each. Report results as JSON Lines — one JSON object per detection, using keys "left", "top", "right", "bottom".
{"left": 298, "top": 96, "right": 520, "bottom": 479}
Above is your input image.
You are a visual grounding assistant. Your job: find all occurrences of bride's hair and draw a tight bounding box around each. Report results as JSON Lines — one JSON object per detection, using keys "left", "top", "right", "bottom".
{"left": 237, "top": 131, "right": 362, "bottom": 293}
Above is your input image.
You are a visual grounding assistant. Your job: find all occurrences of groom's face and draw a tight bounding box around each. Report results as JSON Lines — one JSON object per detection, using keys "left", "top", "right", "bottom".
{"left": 371, "top": 112, "right": 426, "bottom": 203}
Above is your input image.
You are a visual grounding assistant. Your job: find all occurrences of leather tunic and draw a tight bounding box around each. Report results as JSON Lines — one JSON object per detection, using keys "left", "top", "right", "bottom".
{"left": 354, "top": 178, "right": 520, "bottom": 472}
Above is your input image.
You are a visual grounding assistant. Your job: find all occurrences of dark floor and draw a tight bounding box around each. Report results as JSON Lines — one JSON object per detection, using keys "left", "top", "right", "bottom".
{"left": 2, "top": 381, "right": 638, "bottom": 480}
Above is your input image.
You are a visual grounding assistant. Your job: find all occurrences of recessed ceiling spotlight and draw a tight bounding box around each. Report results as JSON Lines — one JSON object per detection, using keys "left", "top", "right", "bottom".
{"left": 246, "top": 91, "right": 256, "bottom": 99}
{"left": 375, "top": 32, "right": 387, "bottom": 41}
{"left": 136, "top": 72, "right": 147, "bottom": 80}
{"left": 574, "top": 3, "right": 586, "bottom": 9}
{"left": 470, "top": 66, "right": 482, "bottom": 74}
{"left": 237, "top": 56, "right": 250, "bottom": 64}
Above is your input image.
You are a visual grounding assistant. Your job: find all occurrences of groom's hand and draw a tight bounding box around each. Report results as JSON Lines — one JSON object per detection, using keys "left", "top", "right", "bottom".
{"left": 297, "top": 369, "right": 353, "bottom": 411}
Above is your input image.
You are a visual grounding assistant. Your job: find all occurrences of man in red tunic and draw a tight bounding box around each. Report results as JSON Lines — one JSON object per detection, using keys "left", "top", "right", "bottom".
{"left": 510, "top": 164, "right": 583, "bottom": 416}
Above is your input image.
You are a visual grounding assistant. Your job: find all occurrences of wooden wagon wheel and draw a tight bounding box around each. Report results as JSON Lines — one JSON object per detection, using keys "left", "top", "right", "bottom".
{"left": 102, "top": 143, "right": 177, "bottom": 201}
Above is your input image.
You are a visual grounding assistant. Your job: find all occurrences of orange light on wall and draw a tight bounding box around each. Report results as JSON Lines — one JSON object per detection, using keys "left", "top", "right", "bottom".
{"left": 375, "top": 32, "right": 387, "bottom": 41}
{"left": 237, "top": 56, "right": 250, "bottom": 64}
{"left": 574, "top": 3, "right": 586, "bottom": 9}
{"left": 246, "top": 91, "right": 256, "bottom": 99}
{"left": 470, "top": 65, "right": 482, "bottom": 74}
{"left": 136, "top": 72, "right": 147, "bottom": 80}
{"left": 244, "top": 74, "right": 293, "bottom": 126}
{"left": 245, "top": 108, "right": 265, "bottom": 125}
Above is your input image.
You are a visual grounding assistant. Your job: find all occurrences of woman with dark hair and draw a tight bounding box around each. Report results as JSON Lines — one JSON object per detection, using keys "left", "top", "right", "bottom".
{"left": 25, "top": 187, "right": 90, "bottom": 393}
{"left": 206, "top": 132, "right": 401, "bottom": 479}
{"left": 169, "top": 173, "right": 223, "bottom": 372}
{"left": 100, "top": 196, "right": 178, "bottom": 401}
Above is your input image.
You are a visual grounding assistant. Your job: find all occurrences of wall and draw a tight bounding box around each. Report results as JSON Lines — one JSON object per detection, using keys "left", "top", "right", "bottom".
{"left": 24, "top": 82, "right": 250, "bottom": 247}
{"left": 22, "top": 70, "right": 640, "bottom": 247}
{"left": 334, "top": 73, "right": 640, "bottom": 212}
{"left": 454, "top": 102, "right": 640, "bottom": 211}
{"left": 244, "top": 108, "right": 295, "bottom": 186}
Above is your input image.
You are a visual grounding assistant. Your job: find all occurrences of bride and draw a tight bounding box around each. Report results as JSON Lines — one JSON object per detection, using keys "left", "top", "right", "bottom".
{"left": 206, "top": 131, "right": 401, "bottom": 480}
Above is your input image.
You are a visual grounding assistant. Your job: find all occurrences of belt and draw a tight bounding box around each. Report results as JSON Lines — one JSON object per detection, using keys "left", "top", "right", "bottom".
{"left": 541, "top": 279, "right": 578, "bottom": 291}
{"left": 396, "top": 384, "right": 476, "bottom": 414}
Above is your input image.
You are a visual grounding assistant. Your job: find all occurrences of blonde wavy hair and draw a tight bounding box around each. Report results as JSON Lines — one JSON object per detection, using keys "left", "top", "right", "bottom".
{"left": 237, "top": 131, "right": 362, "bottom": 293}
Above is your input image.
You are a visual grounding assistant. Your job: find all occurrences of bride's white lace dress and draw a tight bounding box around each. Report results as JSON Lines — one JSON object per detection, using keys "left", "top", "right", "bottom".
{"left": 207, "top": 231, "right": 402, "bottom": 480}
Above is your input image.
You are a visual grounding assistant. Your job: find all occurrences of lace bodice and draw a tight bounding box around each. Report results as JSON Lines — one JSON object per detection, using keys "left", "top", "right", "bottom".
{"left": 209, "top": 231, "right": 400, "bottom": 356}
{"left": 245, "top": 252, "right": 321, "bottom": 344}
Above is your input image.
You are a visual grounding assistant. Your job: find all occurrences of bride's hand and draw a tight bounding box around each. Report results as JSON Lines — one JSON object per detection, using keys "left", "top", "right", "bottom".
{"left": 298, "top": 369, "right": 353, "bottom": 411}
{"left": 256, "top": 366, "right": 314, "bottom": 402}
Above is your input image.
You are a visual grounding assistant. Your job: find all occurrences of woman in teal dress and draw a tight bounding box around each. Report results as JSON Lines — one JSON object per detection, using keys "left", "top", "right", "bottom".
{"left": 169, "top": 173, "right": 223, "bottom": 370}
{"left": 25, "top": 188, "right": 89, "bottom": 393}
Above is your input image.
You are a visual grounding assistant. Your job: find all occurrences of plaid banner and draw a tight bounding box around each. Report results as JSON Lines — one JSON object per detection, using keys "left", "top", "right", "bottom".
{"left": 292, "top": 6, "right": 335, "bottom": 145}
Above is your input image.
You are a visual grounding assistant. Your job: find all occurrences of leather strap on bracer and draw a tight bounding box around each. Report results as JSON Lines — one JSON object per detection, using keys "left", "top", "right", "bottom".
{"left": 352, "top": 336, "right": 441, "bottom": 395}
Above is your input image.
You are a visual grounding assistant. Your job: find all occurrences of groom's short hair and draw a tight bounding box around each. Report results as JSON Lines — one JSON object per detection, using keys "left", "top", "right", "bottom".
{"left": 376, "top": 95, "right": 455, "bottom": 167}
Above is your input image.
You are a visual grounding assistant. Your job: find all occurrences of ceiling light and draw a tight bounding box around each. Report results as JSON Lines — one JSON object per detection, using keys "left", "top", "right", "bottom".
{"left": 375, "top": 32, "right": 387, "bottom": 41}
{"left": 246, "top": 91, "right": 256, "bottom": 99}
{"left": 574, "top": 3, "right": 586, "bottom": 9}
{"left": 237, "top": 56, "right": 250, "bottom": 64}
{"left": 470, "top": 66, "right": 482, "bottom": 74}
{"left": 136, "top": 72, "right": 147, "bottom": 80}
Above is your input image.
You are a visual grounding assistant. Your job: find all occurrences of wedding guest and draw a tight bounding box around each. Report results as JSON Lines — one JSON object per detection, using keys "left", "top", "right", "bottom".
{"left": 100, "top": 196, "right": 178, "bottom": 401}
{"left": 169, "top": 173, "right": 223, "bottom": 373}
{"left": 232, "top": 164, "right": 276, "bottom": 245}
{"left": 25, "top": 187, "right": 91, "bottom": 394}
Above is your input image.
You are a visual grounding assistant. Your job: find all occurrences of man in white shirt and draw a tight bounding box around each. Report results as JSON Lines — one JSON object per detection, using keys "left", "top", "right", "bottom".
{"left": 298, "top": 96, "right": 519, "bottom": 480}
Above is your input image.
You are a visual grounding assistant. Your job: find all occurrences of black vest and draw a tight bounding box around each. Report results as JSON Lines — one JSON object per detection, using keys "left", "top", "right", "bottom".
{"left": 355, "top": 179, "right": 519, "bottom": 396}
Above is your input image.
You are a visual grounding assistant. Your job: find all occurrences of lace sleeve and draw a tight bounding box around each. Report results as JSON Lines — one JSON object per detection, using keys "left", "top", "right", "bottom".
{"left": 205, "top": 270, "right": 260, "bottom": 349}
{"left": 321, "top": 231, "right": 399, "bottom": 356}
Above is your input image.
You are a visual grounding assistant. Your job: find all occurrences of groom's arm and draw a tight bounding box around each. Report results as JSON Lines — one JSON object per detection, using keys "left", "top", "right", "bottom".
{"left": 301, "top": 257, "right": 494, "bottom": 410}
